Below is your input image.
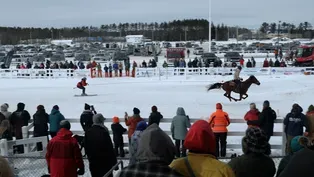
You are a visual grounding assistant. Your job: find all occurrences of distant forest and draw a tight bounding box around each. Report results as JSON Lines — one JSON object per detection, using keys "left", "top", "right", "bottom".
{"left": 0, "top": 19, "right": 313, "bottom": 44}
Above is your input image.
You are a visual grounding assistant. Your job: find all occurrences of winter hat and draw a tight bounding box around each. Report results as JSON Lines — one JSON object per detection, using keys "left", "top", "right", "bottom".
{"left": 136, "top": 121, "right": 148, "bottom": 131}
{"left": 263, "top": 100, "right": 270, "bottom": 107}
{"left": 184, "top": 120, "right": 216, "bottom": 155}
{"left": 243, "top": 127, "right": 270, "bottom": 155}
{"left": 112, "top": 116, "right": 120, "bottom": 124}
{"left": 84, "top": 103, "right": 91, "bottom": 110}
{"left": 133, "top": 107, "right": 140, "bottom": 115}
{"left": 60, "top": 120, "right": 71, "bottom": 130}
{"left": 93, "top": 113, "right": 105, "bottom": 125}
{"left": 290, "top": 136, "right": 304, "bottom": 153}
{"left": 216, "top": 103, "right": 222, "bottom": 109}
{"left": 151, "top": 106, "right": 158, "bottom": 112}
{"left": 4, "top": 103, "right": 8, "bottom": 108}
{"left": 37, "top": 105, "right": 44, "bottom": 111}
{"left": 53, "top": 105, "right": 59, "bottom": 110}
{"left": 308, "top": 105, "right": 314, "bottom": 112}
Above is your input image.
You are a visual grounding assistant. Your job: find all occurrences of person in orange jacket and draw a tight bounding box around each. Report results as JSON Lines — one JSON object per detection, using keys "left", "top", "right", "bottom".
{"left": 208, "top": 103, "right": 230, "bottom": 157}
{"left": 77, "top": 77, "right": 88, "bottom": 96}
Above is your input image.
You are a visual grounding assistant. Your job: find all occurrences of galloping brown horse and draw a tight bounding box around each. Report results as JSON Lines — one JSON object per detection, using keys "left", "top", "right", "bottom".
{"left": 207, "top": 75, "right": 261, "bottom": 102}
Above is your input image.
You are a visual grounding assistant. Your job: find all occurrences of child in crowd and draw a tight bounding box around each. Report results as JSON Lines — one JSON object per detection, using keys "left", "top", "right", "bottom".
{"left": 111, "top": 116, "right": 127, "bottom": 157}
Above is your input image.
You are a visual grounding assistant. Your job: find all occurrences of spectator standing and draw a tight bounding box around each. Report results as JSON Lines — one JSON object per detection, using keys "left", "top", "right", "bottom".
{"left": 208, "top": 103, "right": 230, "bottom": 157}
{"left": 125, "top": 61, "right": 130, "bottom": 76}
{"left": 1, "top": 103, "right": 11, "bottom": 119}
{"left": 263, "top": 58, "right": 269, "bottom": 67}
{"left": 111, "top": 116, "right": 127, "bottom": 157}
{"left": 187, "top": 49, "right": 190, "bottom": 58}
{"left": 9, "top": 102, "right": 30, "bottom": 139}
{"left": 33, "top": 105, "right": 49, "bottom": 151}
{"left": 170, "top": 120, "right": 235, "bottom": 177}
{"left": 284, "top": 104, "right": 308, "bottom": 154}
{"left": 80, "top": 103, "right": 96, "bottom": 132}
{"left": 104, "top": 64, "right": 109, "bottom": 77}
{"left": 85, "top": 114, "right": 117, "bottom": 177}
{"left": 129, "top": 121, "right": 148, "bottom": 165}
{"left": 0, "top": 112, "right": 4, "bottom": 125}
{"left": 274, "top": 59, "right": 280, "bottom": 67}
{"left": 251, "top": 57, "right": 256, "bottom": 67}
{"left": 276, "top": 136, "right": 304, "bottom": 177}
{"left": 228, "top": 127, "right": 276, "bottom": 177}
{"left": 119, "top": 123, "right": 183, "bottom": 177}
{"left": 148, "top": 105, "right": 163, "bottom": 126}
{"left": 109, "top": 63, "right": 113, "bottom": 77}
{"left": 239, "top": 58, "right": 244, "bottom": 67}
{"left": 46, "top": 120, "right": 84, "bottom": 177}
{"left": 171, "top": 107, "right": 191, "bottom": 158}
{"left": 258, "top": 100, "right": 277, "bottom": 141}
{"left": 244, "top": 103, "right": 260, "bottom": 128}
{"left": 0, "top": 120, "right": 13, "bottom": 140}
{"left": 48, "top": 105, "right": 65, "bottom": 138}
{"left": 306, "top": 105, "right": 314, "bottom": 138}
{"left": 118, "top": 62, "right": 123, "bottom": 77}
{"left": 125, "top": 107, "right": 143, "bottom": 144}
{"left": 278, "top": 135, "right": 314, "bottom": 177}
{"left": 246, "top": 59, "right": 252, "bottom": 68}
{"left": 96, "top": 63, "right": 102, "bottom": 77}
{"left": 269, "top": 59, "right": 274, "bottom": 67}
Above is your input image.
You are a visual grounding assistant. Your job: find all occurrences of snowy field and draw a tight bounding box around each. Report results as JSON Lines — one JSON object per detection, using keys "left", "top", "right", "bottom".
{"left": 2, "top": 74, "right": 314, "bottom": 176}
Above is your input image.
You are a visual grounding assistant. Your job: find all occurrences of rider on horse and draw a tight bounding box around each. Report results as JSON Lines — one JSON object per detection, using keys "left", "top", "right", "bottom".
{"left": 233, "top": 66, "right": 242, "bottom": 89}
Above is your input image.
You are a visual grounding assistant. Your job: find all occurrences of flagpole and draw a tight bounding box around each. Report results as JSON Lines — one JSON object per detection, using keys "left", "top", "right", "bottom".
{"left": 208, "top": 0, "right": 212, "bottom": 52}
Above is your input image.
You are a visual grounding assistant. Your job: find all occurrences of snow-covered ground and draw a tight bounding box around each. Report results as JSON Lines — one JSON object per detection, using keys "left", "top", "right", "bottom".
{"left": 2, "top": 74, "right": 313, "bottom": 176}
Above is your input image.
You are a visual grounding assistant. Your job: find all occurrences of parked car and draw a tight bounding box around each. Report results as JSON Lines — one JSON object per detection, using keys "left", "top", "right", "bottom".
{"left": 201, "top": 53, "right": 218, "bottom": 63}
{"left": 193, "top": 47, "right": 204, "bottom": 55}
{"left": 224, "top": 52, "right": 241, "bottom": 62}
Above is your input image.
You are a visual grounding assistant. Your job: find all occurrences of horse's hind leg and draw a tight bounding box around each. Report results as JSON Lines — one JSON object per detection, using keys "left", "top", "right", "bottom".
{"left": 242, "top": 93, "right": 248, "bottom": 99}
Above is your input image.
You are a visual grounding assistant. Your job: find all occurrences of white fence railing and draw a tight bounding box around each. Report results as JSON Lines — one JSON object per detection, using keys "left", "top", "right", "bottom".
{"left": 0, "top": 66, "right": 313, "bottom": 79}
{"left": 21, "top": 118, "right": 286, "bottom": 156}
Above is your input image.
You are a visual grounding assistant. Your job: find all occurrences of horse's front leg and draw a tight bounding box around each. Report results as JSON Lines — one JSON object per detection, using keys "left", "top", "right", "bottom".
{"left": 229, "top": 93, "right": 238, "bottom": 102}
{"left": 224, "top": 92, "right": 232, "bottom": 102}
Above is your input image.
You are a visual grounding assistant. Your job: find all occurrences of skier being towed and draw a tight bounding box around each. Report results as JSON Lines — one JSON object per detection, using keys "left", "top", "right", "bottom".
{"left": 77, "top": 77, "right": 88, "bottom": 96}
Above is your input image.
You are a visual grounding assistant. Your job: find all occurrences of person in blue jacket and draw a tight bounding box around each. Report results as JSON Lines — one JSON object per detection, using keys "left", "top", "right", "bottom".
{"left": 49, "top": 105, "right": 65, "bottom": 138}
{"left": 284, "top": 103, "right": 309, "bottom": 155}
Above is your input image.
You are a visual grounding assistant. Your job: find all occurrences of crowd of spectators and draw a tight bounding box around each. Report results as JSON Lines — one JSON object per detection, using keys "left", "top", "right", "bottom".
{"left": 0, "top": 101, "right": 313, "bottom": 177}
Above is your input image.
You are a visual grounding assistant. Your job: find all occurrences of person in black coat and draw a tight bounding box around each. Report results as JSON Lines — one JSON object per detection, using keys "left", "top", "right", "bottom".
{"left": 85, "top": 114, "right": 117, "bottom": 177}
{"left": 111, "top": 117, "right": 127, "bottom": 157}
{"left": 246, "top": 60, "right": 252, "bottom": 68}
{"left": 283, "top": 104, "right": 309, "bottom": 154}
{"left": 274, "top": 59, "right": 280, "bottom": 67}
{"left": 148, "top": 105, "right": 163, "bottom": 126}
{"left": 33, "top": 105, "right": 49, "bottom": 151}
{"left": 9, "top": 102, "right": 31, "bottom": 139}
{"left": 258, "top": 100, "right": 277, "bottom": 141}
{"left": 80, "top": 103, "right": 96, "bottom": 132}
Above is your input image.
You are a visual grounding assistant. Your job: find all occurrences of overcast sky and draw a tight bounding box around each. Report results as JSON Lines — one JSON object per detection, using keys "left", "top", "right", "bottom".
{"left": 1, "top": 0, "right": 313, "bottom": 29}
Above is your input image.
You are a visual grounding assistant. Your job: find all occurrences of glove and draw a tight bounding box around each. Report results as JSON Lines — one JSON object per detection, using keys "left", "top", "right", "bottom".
{"left": 77, "top": 167, "right": 85, "bottom": 175}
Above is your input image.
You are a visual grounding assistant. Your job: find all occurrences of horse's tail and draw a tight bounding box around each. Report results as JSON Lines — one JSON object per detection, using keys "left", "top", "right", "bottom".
{"left": 207, "top": 83, "right": 222, "bottom": 91}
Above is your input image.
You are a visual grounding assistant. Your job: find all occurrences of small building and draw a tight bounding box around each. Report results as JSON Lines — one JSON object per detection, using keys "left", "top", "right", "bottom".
{"left": 125, "top": 35, "right": 144, "bottom": 44}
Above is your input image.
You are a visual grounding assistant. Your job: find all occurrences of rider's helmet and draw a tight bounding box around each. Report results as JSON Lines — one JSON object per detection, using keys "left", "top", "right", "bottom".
{"left": 237, "top": 66, "right": 242, "bottom": 70}
{"left": 82, "top": 77, "right": 87, "bottom": 80}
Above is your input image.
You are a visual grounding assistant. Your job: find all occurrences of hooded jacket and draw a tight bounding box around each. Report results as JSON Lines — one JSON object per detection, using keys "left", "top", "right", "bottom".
{"left": 49, "top": 109, "right": 65, "bottom": 133}
{"left": 119, "top": 124, "right": 182, "bottom": 177}
{"left": 33, "top": 108, "right": 49, "bottom": 137}
{"left": 171, "top": 107, "right": 191, "bottom": 140}
{"left": 129, "top": 121, "right": 148, "bottom": 165}
{"left": 170, "top": 120, "right": 235, "bottom": 177}
{"left": 244, "top": 109, "right": 260, "bottom": 127}
{"left": 85, "top": 125, "right": 117, "bottom": 177}
{"left": 111, "top": 122, "right": 127, "bottom": 146}
{"left": 258, "top": 106, "right": 277, "bottom": 136}
{"left": 284, "top": 105, "right": 309, "bottom": 136}
{"left": 9, "top": 103, "right": 31, "bottom": 139}
{"left": 46, "top": 128, "right": 84, "bottom": 177}
{"left": 0, "top": 104, "right": 11, "bottom": 119}
{"left": 80, "top": 110, "right": 94, "bottom": 132}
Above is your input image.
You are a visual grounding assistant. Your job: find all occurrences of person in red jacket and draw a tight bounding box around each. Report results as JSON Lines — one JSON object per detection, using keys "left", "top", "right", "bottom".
{"left": 263, "top": 58, "right": 269, "bottom": 67}
{"left": 208, "top": 103, "right": 230, "bottom": 157}
{"left": 46, "top": 120, "right": 84, "bottom": 177}
{"left": 77, "top": 77, "right": 88, "bottom": 96}
{"left": 244, "top": 103, "right": 260, "bottom": 128}
{"left": 239, "top": 58, "right": 244, "bottom": 67}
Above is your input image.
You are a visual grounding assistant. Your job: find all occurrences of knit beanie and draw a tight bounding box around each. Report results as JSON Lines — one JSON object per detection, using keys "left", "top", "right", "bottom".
{"left": 216, "top": 103, "right": 222, "bottom": 109}
{"left": 37, "top": 105, "right": 44, "bottom": 111}
{"left": 290, "top": 136, "right": 304, "bottom": 153}
{"left": 263, "top": 100, "right": 270, "bottom": 107}
{"left": 53, "top": 105, "right": 59, "bottom": 110}
{"left": 84, "top": 103, "right": 91, "bottom": 110}
{"left": 151, "top": 106, "right": 158, "bottom": 112}
{"left": 243, "top": 127, "right": 270, "bottom": 155}
{"left": 112, "top": 116, "right": 120, "bottom": 124}
{"left": 308, "top": 105, "right": 314, "bottom": 112}
{"left": 136, "top": 121, "right": 148, "bottom": 131}
{"left": 133, "top": 107, "right": 140, "bottom": 115}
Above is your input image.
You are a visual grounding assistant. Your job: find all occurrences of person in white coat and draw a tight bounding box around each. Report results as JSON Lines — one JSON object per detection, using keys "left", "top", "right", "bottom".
{"left": 233, "top": 66, "right": 243, "bottom": 89}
